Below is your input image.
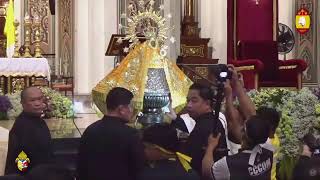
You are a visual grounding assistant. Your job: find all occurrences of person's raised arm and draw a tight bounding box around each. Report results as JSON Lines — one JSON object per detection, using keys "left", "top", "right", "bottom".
{"left": 228, "top": 65, "right": 256, "bottom": 121}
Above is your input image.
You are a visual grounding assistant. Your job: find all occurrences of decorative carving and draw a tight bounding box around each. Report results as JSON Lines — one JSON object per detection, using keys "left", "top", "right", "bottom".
{"left": 301, "top": 48, "right": 313, "bottom": 81}
{"left": 13, "top": 19, "right": 20, "bottom": 58}
{"left": 28, "top": 0, "right": 50, "bottom": 44}
{"left": 194, "top": 67, "right": 208, "bottom": 79}
{"left": 181, "top": 44, "right": 205, "bottom": 57}
{"left": 0, "top": 1, "right": 9, "bottom": 57}
{"left": 176, "top": 57, "right": 219, "bottom": 86}
{"left": 180, "top": 0, "right": 210, "bottom": 61}
{"left": 186, "top": 24, "right": 198, "bottom": 36}
{"left": 11, "top": 77, "right": 26, "bottom": 93}
{"left": 0, "top": 76, "right": 5, "bottom": 94}
{"left": 0, "top": 6, "right": 6, "bottom": 17}
{"left": 58, "top": 0, "right": 73, "bottom": 76}
{"left": 34, "top": 14, "right": 43, "bottom": 58}
{"left": 23, "top": 13, "right": 32, "bottom": 58}
{"left": 182, "top": 0, "right": 199, "bottom": 38}
{"left": 27, "top": 0, "right": 54, "bottom": 54}
{"left": 119, "top": 0, "right": 163, "bottom": 34}
{"left": 0, "top": 39, "right": 6, "bottom": 57}
{"left": 295, "top": 0, "right": 318, "bottom": 85}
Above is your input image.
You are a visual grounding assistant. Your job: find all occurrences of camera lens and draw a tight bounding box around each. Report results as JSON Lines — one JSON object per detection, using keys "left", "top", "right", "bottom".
{"left": 220, "top": 72, "right": 228, "bottom": 78}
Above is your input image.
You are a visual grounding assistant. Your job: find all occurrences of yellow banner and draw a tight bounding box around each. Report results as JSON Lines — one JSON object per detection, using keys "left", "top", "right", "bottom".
{"left": 296, "top": 15, "right": 310, "bottom": 29}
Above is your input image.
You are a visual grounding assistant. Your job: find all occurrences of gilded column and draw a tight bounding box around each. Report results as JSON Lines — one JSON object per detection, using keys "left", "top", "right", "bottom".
{"left": 23, "top": 13, "right": 32, "bottom": 58}
{"left": 182, "top": 0, "right": 199, "bottom": 37}
{"left": 34, "top": 14, "right": 43, "bottom": 58}
{"left": 185, "top": 0, "right": 194, "bottom": 17}
{"left": 13, "top": 19, "right": 20, "bottom": 58}
{"left": 180, "top": 0, "right": 210, "bottom": 58}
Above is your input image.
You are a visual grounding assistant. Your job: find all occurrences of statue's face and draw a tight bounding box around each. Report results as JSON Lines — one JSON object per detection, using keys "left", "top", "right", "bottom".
{"left": 186, "top": 89, "right": 211, "bottom": 119}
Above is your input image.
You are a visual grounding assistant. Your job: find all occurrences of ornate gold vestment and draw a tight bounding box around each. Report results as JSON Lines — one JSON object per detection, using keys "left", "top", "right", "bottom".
{"left": 92, "top": 41, "right": 192, "bottom": 114}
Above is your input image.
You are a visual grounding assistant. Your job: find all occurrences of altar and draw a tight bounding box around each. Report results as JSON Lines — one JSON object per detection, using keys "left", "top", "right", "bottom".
{"left": 0, "top": 58, "right": 50, "bottom": 94}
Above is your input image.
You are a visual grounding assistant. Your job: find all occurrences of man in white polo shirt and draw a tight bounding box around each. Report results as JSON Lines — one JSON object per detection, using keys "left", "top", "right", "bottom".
{"left": 202, "top": 115, "right": 274, "bottom": 180}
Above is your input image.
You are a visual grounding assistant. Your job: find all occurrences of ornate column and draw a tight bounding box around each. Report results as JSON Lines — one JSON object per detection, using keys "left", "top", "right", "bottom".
{"left": 23, "top": 13, "right": 32, "bottom": 58}
{"left": 182, "top": 0, "right": 198, "bottom": 37}
{"left": 26, "top": 0, "right": 54, "bottom": 54}
{"left": 294, "top": 0, "right": 319, "bottom": 86}
{"left": 34, "top": 15, "right": 42, "bottom": 58}
{"left": 33, "top": 14, "right": 42, "bottom": 58}
{"left": 13, "top": 19, "right": 20, "bottom": 58}
{"left": 180, "top": 0, "right": 210, "bottom": 58}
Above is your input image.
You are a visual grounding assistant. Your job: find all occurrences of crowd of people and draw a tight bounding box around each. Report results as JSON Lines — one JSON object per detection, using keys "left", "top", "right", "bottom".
{"left": 0, "top": 66, "right": 319, "bottom": 180}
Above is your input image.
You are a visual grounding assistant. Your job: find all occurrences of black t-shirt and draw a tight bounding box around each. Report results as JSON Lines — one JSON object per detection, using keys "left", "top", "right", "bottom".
{"left": 139, "top": 159, "right": 200, "bottom": 180}
{"left": 212, "top": 145, "right": 274, "bottom": 180}
{"left": 171, "top": 115, "right": 189, "bottom": 133}
{"left": 5, "top": 112, "right": 52, "bottom": 175}
{"left": 182, "top": 112, "right": 228, "bottom": 174}
{"left": 77, "top": 116, "right": 145, "bottom": 180}
{"left": 293, "top": 155, "right": 320, "bottom": 180}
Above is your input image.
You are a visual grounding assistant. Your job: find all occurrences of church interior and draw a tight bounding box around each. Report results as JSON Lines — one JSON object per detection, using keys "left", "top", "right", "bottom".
{"left": 0, "top": 0, "right": 319, "bottom": 179}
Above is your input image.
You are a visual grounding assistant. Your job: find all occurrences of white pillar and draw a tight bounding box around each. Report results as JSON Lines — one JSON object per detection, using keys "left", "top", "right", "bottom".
{"left": 200, "top": 0, "right": 227, "bottom": 64}
{"left": 74, "top": 0, "right": 117, "bottom": 94}
{"left": 164, "top": 0, "right": 181, "bottom": 61}
{"left": 88, "top": 0, "right": 106, "bottom": 90}
{"left": 74, "top": 0, "right": 90, "bottom": 94}
{"left": 103, "top": 0, "right": 117, "bottom": 75}
{"left": 278, "top": 0, "right": 294, "bottom": 60}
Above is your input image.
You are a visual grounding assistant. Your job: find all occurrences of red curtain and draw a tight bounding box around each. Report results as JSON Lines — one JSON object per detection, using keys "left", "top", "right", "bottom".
{"left": 227, "top": 0, "right": 278, "bottom": 62}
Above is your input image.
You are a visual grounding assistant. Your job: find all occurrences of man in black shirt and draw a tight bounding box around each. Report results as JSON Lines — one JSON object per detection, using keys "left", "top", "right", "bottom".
{"left": 203, "top": 115, "right": 274, "bottom": 180}
{"left": 140, "top": 124, "right": 200, "bottom": 180}
{"left": 181, "top": 83, "right": 228, "bottom": 174}
{"left": 77, "top": 87, "right": 145, "bottom": 180}
{"left": 5, "top": 87, "right": 51, "bottom": 175}
{"left": 293, "top": 153, "right": 320, "bottom": 180}
{"left": 293, "top": 134, "right": 320, "bottom": 180}
{"left": 25, "top": 164, "right": 74, "bottom": 180}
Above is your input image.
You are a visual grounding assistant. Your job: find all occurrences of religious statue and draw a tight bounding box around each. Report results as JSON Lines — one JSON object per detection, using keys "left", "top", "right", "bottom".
{"left": 92, "top": 0, "right": 192, "bottom": 127}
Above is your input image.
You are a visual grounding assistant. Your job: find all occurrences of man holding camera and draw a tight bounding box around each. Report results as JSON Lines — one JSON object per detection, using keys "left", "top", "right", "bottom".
{"left": 180, "top": 82, "right": 228, "bottom": 175}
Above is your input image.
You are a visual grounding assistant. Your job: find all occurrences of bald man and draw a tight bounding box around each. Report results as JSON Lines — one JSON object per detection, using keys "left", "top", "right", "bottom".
{"left": 5, "top": 87, "right": 53, "bottom": 176}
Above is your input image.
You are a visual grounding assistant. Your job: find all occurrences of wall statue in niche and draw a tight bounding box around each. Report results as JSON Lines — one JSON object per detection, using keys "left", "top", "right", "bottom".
{"left": 295, "top": 0, "right": 319, "bottom": 86}
{"left": 58, "top": 0, "right": 73, "bottom": 76}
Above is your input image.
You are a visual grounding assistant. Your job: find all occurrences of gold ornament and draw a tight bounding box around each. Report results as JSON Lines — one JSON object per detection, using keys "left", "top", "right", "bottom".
{"left": 92, "top": 43, "right": 192, "bottom": 114}
{"left": 92, "top": 1, "right": 190, "bottom": 116}
{"left": 13, "top": 19, "right": 20, "bottom": 58}
{"left": 34, "top": 14, "right": 42, "bottom": 58}
{"left": 121, "top": 1, "right": 172, "bottom": 50}
{"left": 23, "top": 13, "right": 32, "bottom": 58}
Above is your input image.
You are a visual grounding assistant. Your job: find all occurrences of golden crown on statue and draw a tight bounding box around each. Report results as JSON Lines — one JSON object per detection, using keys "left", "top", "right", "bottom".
{"left": 119, "top": 0, "right": 174, "bottom": 50}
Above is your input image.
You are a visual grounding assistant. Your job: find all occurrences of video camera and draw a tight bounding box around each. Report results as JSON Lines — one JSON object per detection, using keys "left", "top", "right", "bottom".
{"left": 209, "top": 64, "right": 233, "bottom": 83}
